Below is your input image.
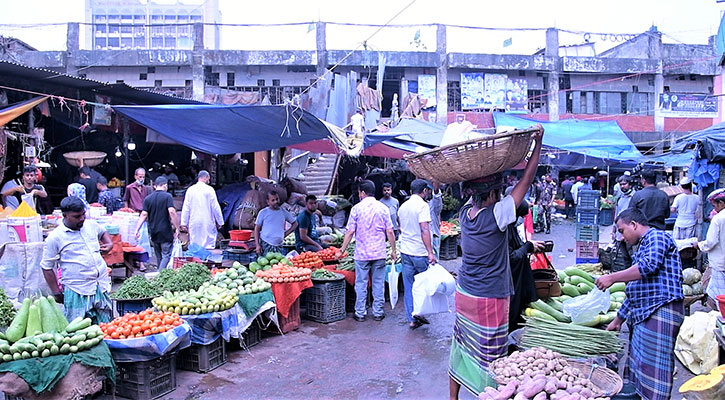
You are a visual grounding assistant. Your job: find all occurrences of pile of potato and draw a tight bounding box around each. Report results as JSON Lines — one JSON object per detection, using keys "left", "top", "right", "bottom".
{"left": 483, "top": 347, "right": 609, "bottom": 400}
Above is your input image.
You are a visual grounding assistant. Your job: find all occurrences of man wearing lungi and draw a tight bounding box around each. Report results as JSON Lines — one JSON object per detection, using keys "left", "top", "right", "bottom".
{"left": 596, "top": 208, "right": 684, "bottom": 400}
{"left": 448, "top": 125, "right": 543, "bottom": 399}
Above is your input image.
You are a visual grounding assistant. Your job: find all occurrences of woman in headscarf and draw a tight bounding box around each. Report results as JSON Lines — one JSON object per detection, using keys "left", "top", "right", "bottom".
{"left": 448, "top": 126, "right": 543, "bottom": 399}
{"left": 507, "top": 201, "right": 543, "bottom": 334}
{"left": 697, "top": 188, "right": 725, "bottom": 309}
{"left": 67, "top": 183, "right": 90, "bottom": 216}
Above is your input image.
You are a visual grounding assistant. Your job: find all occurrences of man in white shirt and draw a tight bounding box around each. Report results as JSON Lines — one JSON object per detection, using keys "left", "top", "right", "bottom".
{"left": 671, "top": 178, "right": 700, "bottom": 240}
{"left": 570, "top": 176, "right": 584, "bottom": 204}
{"left": 697, "top": 189, "right": 725, "bottom": 310}
{"left": 41, "top": 197, "right": 114, "bottom": 322}
{"left": 181, "top": 171, "right": 224, "bottom": 249}
{"left": 398, "top": 179, "right": 436, "bottom": 329}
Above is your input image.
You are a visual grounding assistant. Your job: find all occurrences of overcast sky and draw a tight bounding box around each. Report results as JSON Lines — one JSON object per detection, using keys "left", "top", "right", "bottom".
{"left": 0, "top": 0, "right": 723, "bottom": 53}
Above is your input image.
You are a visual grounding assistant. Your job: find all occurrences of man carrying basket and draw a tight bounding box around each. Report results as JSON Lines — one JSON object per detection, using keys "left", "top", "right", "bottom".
{"left": 448, "top": 126, "right": 544, "bottom": 399}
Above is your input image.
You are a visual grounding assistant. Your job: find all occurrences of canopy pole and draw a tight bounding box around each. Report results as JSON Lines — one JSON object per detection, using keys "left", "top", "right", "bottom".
{"left": 123, "top": 119, "right": 130, "bottom": 186}
{"left": 607, "top": 165, "right": 610, "bottom": 196}
{"left": 254, "top": 151, "right": 269, "bottom": 179}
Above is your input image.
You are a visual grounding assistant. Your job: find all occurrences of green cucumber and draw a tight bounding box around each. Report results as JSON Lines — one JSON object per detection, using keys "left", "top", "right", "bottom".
{"left": 21, "top": 351, "right": 31, "bottom": 359}
{"left": 530, "top": 300, "right": 571, "bottom": 322}
{"left": 600, "top": 312, "right": 617, "bottom": 324}
{"left": 31, "top": 350, "right": 39, "bottom": 358}
{"left": 561, "top": 283, "right": 580, "bottom": 297}
{"left": 2, "top": 354, "right": 12, "bottom": 362}
{"left": 60, "top": 343, "right": 70, "bottom": 354}
{"left": 12, "top": 353, "right": 21, "bottom": 361}
{"left": 610, "top": 282, "right": 626, "bottom": 293}
{"left": 0, "top": 344, "right": 10, "bottom": 353}
{"left": 556, "top": 270, "right": 568, "bottom": 282}
{"left": 65, "top": 317, "right": 91, "bottom": 333}
{"left": 574, "top": 315, "right": 602, "bottom": 327}
{"left": 554, "top": 295, "right": 573, "bottom": 302}
{"left": 50, "top": 345, "right": 59, "bottom": 355}
{"left": 569, "top": 276, "right": 594, "bottom": 287}
{"left": 25, "top": 304, "right": 42, "bottom": 338}
{"left": 41, "top": 349, "right": 50, "bottom": 358}
{"left": 609, "top": 301, "right": 621, "bottom": 311}
{"left": 565, "top": 267, "right": 595, "bottom": 283}
{"left": 576, "top": 283, "right": 593, "bottom": 294}
{"left": 529, "top": 310, "right": 557, "bottom": 321}
{"left": 545, "top": 298, "right": 563, "bottom": 312}
{"left": 6, "top": 298, "right": 31, "bottom": 343}
{"left": 69, "top": 345, "right": 78, "bottom": 353}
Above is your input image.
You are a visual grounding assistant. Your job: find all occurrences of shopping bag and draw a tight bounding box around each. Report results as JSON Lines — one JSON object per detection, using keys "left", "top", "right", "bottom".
{"left": 167, "top": 239, "right": 183, "bottom": 269}
{"left": 412, "top": 263, "right": 455, "bottom": 317}
{"left": 388, "top": 263, "right": 400, "bottom": 310}
{"left": 137, "top": 221, "right": 152, "bottom": 255}
{"left": 562, "top": 288, "right": 611, "bottom": 324}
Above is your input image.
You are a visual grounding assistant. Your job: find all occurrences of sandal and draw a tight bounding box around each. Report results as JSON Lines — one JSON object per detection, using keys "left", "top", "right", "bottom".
{"left": 414, "top": 316, "right": 430, "bottom": 325}
{"left": 409, "top": 320, "right": 423, "bottom": 329}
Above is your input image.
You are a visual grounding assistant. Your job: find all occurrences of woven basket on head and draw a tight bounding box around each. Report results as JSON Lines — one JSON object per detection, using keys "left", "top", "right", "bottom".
{"left": 403, "top": 127, "right": 537, "bottom": 184}
{"left": 568, "top": 360, "right": 623, "bottom": 397}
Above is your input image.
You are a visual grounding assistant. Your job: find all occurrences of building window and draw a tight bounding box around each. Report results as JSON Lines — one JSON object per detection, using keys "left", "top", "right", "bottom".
{"left": 147, "top": 67, "right": 155, "bottom": 74}
{"left": 107, "top": 37, "right": 120, "bottom": 48}
{"left": 227, "top": 73, "right": 235, "bottom": 87}
{"left": 626, "top": 92, "right": 650, "bottom": 115}
{"left": 165, "top": 37, "right": 176, "bottom": 47}
{"left": 121, "top": 37, "right": 132, "bottom": 48}
{"left": 528, "top": 90, "right": 547, "bottom": 113}
{"left": 139, "top": 73, "right": 147, "bottom": 80}
{"left": 257, "top": 79, "right": 265, "bottom": 86}
{"left": 204, "top": 67, "right": 219, "bottom": 86}
{"left": 151, "top": 37, "right": 163, "bottom": 48}
{"left": 108, "top": 24, "right": 119, "bottom": 34}
{"left": 447, "top": 81, "right": 461, "bottom": 112}
{"left": 272, "top": 79, "right": 280, "bottom": 87}
{"left": 116, "top": 80, "right": 124, "bottom": 83}
{"left": 96, "top": 24, "right": 107, "bottom": 33}
{"left": 121, "top": 25, "right": 132, "bottom": 34}
{"left": 155, "top": 80, "right": 163, "bottom": 87}
{"left": 94, "top": 38, "right": 107, "bottom": 49}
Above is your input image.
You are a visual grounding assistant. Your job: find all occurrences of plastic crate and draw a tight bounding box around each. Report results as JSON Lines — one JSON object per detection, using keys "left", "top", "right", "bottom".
{"left": 576, "top": 257, "right": 599, "bottom": 264}
{"left": 576, "top": 241, "right": 599, "bottom": 260}
{"left": 599, "top": 208, "right": 614, "bottom": 226}
{"left": 222, "top": 249, "right": 257, "bottom": 264}
{"left": 278, "top": 297, "right": 301, "bottom": 333}
{"left": 576, "top": 190, "right": 601, "bottom": 209}
{"left": 176, "top": 337, "right": 227, "bottom": 373}
{"left": 575, "top": 224, "right": 599, "bottom": 242}
{"left": 241, "top": 319, "right": 262, "bottom": 348}
{"left": 113, "top": 354, "right": 176, "bottom": 400}
{"left": 345, "top": 283, "right": 357, "bottom": 312}
{"left": 302, "top": 278, "right": 346, "bottom": 323}
{"left": 576, "top": 210, "right": 599, "bottom": 225}
{"left": 115, "top": 298, "right": 154, "bottom": 316}
{"left": 439, "top": 235, "right": 459, "bottom": 260}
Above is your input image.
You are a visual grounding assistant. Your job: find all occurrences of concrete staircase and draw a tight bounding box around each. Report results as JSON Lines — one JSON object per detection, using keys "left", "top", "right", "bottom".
{"left": 302, "top": 153, "right": 340, "bottom": 196}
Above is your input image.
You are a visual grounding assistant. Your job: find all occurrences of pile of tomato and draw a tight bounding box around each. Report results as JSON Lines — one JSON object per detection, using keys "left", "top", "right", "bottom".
{"left": 316, "top": 246, "right": 344, "bottom": 262}
{"left": 100, "top": 309, "right": 182, "bottom": 339}
{"left": 291, "top": 251, "right": 324, "bottom": 269}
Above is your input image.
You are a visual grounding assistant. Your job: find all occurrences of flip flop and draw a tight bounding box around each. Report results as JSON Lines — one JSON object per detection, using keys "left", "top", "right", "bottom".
{"left": 414, "top": 316, "right": 430, "bottom": 325}
{"left": 409, "top": 320, "right": 423, "bottom": 329}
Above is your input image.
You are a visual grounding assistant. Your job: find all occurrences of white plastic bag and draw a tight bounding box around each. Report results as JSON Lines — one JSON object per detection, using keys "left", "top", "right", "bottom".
{"left": 167, "top": 239, "right": 183, "bottom": 269}
{"left": 562, "top": 288, "right": 611, "bottom": 324}
{"left": 388, "top": 263, "right": 400, "bottom": 310}
{"left": 412, "top": 263, "right": 455, "bottom": 317}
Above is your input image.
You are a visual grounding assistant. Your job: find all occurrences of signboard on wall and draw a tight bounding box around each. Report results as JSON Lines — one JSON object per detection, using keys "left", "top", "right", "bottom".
{"left": 659, "top": 93, "right": 717, "bottom": 118}
{"left": 418, "top": 75, "right": 436, "bottom": 108}
{"left": 506, "top": 78, "right": 528, "bottom": 112}
{"left": 483, "top": 73, "right": 507, "bottom": 109}
{"left": 461, "top": 72, "right": 484, "bottom": 109}
{"left": 92, "top": 95, "right": 112, "bottom": 126}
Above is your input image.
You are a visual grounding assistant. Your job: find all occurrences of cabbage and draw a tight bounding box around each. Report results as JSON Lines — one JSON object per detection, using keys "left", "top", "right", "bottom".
{"left": 683, "top": 284, "right": 694, "bottom": 296}
{"left": 682, "top": 268, "right": 702, "bottom": 285}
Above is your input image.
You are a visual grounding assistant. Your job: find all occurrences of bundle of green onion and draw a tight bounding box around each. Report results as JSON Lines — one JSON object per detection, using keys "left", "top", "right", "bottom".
{"left": 519, "top": 317, "right": 623, "bottom": 358}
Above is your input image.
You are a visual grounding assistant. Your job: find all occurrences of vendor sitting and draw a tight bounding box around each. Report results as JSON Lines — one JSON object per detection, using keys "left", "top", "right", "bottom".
{"left": 295, "top": 195, "right": 324, "bottom": 252}
{"left": 41, "top": 197, "right": 114, "bottom": 323}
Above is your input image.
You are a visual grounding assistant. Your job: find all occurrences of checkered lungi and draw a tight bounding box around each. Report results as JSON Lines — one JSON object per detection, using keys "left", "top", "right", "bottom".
{"left": 627, "top": 300, "right": 685, "bottom": 400}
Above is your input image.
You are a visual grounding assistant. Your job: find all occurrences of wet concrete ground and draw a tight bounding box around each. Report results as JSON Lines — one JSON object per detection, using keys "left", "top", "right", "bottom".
{"left": 99, "top": 216, "right": 705, "bottom": 399}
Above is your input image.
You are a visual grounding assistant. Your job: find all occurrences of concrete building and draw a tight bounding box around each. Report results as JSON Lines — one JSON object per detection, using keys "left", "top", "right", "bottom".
{"left": 2, "top": 22, "right": 720, "bottom": 151}
{"left": 84, "top": 0, "right": 221, "bottom": 50}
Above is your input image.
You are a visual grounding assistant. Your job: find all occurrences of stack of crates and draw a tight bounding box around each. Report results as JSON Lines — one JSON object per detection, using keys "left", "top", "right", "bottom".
{"left": 576, "top": 190, "right": 601, "bottom": 264}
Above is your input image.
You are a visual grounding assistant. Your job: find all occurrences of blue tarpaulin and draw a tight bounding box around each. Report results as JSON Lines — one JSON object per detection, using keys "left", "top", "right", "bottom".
{"left": 672, "top": 121, "right": 725, "bottom": 163}
{"left": 494, "top": 113, "right": 644, "bottom": 162}
{"left": 363, "top": 118, "right": 445, "bottom": 153}
{"left": 113, "top": 104, "right": 339, "bottom": 155}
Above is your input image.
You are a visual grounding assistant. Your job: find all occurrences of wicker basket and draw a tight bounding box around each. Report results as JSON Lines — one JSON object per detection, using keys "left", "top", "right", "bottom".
{"left": 63, "top": 151, "right": 107, "bottom": 167}
{"left": 568, "top": 360, "right": 623, "bottom": 397}
{"left": 403, "top": 127, "right": 537, "bottom": 184}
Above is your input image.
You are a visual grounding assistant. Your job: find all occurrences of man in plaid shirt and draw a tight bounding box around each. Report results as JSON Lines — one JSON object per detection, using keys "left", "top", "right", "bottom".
{"left": 596, "top": 208, "right": 684, "bottom": 400}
